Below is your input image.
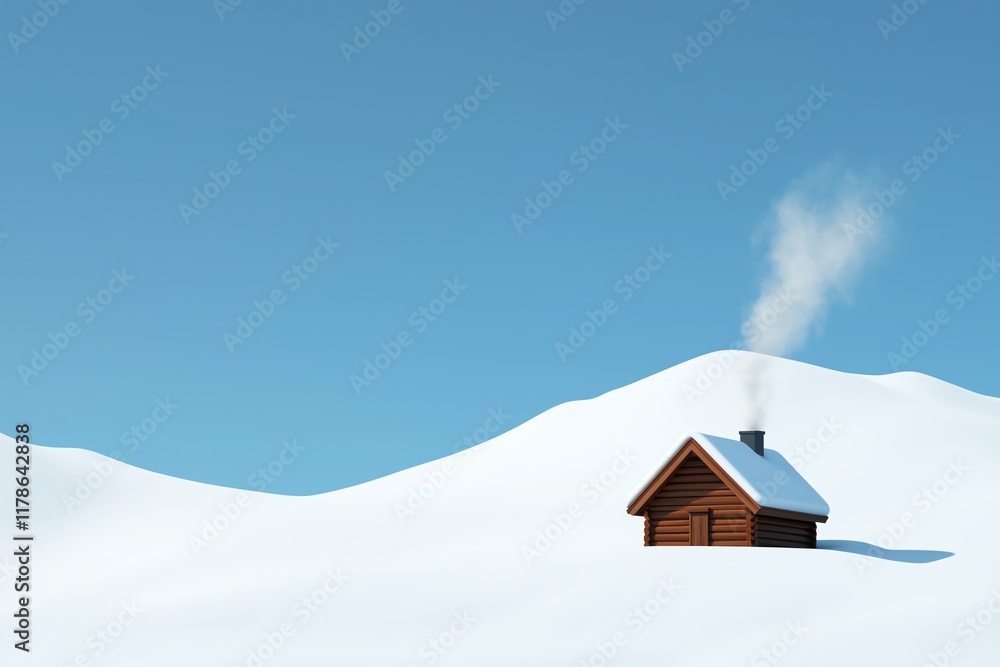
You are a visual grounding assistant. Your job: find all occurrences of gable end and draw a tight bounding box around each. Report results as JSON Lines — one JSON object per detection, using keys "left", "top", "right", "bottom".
{"left": 627, "top": 438, "right": 761, "bottom": 516}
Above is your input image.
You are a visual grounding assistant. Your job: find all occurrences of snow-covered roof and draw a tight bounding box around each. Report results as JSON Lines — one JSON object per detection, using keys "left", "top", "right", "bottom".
{"left": 628, "top": 432, "right": 830, "bottom": 517}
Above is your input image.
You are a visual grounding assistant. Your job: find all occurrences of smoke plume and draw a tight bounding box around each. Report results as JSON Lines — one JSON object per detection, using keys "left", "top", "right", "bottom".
{"left": 740, "top": 167, "right": 881, "bottom": 427}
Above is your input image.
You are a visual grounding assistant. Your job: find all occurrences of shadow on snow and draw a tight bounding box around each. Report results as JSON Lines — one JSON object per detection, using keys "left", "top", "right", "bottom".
{"left": 817, "top": 539, "right": 953, "bottom": 563}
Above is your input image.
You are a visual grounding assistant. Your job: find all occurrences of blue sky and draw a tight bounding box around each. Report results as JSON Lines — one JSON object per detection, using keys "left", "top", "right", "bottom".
{"left": 2, "top": 0, "right": 997, "bottom": 494}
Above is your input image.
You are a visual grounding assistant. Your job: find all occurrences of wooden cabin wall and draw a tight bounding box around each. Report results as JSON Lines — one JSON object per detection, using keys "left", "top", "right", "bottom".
{"left": 643, "top": 454, "right": 751, "bottom": 546}
{"left": 752, "top": 514, "right": 817, "bottom": 548}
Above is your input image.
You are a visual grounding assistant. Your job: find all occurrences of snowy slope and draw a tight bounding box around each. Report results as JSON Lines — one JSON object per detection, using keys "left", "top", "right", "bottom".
{"left": 5, "top": 351, "right": 1000, "bottom": 666}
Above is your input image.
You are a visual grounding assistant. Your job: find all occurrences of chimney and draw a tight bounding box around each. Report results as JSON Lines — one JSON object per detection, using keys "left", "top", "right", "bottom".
{"left": 739, "top": 430, "right": 765, "bottom": 456}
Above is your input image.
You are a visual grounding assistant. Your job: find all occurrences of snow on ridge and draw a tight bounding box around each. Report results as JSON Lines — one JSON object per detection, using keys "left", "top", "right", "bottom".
{"left": 5, "top": 351, "right": 996, "bottom": 499}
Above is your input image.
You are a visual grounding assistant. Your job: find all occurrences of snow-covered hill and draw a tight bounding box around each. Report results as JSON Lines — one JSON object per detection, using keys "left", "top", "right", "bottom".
{"left": 6, "top": 352, "right": 1000, "bottom": 666}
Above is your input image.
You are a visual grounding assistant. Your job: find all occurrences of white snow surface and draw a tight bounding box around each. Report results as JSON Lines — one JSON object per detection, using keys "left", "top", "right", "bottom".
{"left": 628, "top": 431, "right": 831, "bottom": 517}
{"left": 5, "top": 351, "right": 1000, "bottom": 666}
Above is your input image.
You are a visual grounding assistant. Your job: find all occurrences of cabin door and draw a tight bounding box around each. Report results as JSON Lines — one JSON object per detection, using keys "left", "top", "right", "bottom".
{"left": 689, "top": 510, "right": 709, "bottom": 546}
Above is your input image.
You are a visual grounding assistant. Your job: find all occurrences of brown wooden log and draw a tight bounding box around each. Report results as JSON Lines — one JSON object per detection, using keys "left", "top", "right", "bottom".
{"left": 647, "top": 516, "right": 687, "bottom": 523}
{"left": 756, "top": 522, "right": 813, "bottom": 533}
{"left": 648, "top": 498, "right": 740, "bottom": 507}
{"left": 711, "top": 529, "right": 748, "bottom": 537}
{"left": 756, "top": 522, "right": 812, "bottom": 534}
{"left": 756, "top": 539, "right": 812, "bottom": 548}
{"left": 710, "top": 522, "right": 749, "bottom": 532}
{"left": 654, "top": 488, "right": 739, "bottom": 498}
{"left": 757, "top": 506, "right": 828, "bottom": 523}
{"left": 667, "top": 473, "right": 722, "bottom": 483}
{"left": 755, "top": 523, "right": 813, "bottom": 538}
{"left": 655, "top": 480, "right": 730, "bottom": 489}
{"left": 757, "top": 515, "right": 816, "bottom": 529}
{"left": 647, "top": 495, "right": 741, "bottom": 507}
{"left": 761, "top": 531, "right": 815, "bottom": 544}
{"left": 712, "top": 530, "right": 748, "bottom": 539}
{"left": 755, "top": 534, "right": 812, "bottom": 546}
{"left": 710, "top": 515, "right": 747, "bottom": 525}
{"left": 756, "top": 532, "right": 815, "bottom": 545}
{"left": 647, "top": 501, "right": 741, "bottom": 512}
{"left": 647, "top": 504, "right": 748, "bottom": 516}
{"left": 654, "top": 487, "right": 731, "bottom": 497}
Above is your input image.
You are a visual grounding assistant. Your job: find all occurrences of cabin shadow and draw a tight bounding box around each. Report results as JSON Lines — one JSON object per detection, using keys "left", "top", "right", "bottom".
{"left": 817, "top": 539, "right": 954, "bottom": 563}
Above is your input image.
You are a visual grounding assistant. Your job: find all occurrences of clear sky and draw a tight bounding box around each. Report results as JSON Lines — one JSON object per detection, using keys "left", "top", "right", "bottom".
{"left": 2, "top": 0, "right": 997, "bottom": 494}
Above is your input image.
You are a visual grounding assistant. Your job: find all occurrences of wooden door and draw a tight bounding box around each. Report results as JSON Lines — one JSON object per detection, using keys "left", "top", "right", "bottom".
{"left": 690, "top": 510, "right": 709, "bottom": 546}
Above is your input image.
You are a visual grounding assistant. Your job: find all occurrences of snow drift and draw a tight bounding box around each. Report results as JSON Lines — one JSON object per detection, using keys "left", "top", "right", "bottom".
{"left": 4, "top": 351, "right": 1000, "bottom": 666}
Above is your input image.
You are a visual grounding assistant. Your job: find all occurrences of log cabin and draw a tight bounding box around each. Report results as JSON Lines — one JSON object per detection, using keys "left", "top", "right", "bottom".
{"left": 626, "top": 431, "right": 829, "bottom": 547}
